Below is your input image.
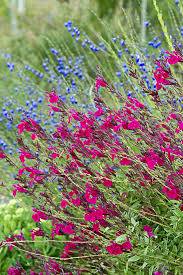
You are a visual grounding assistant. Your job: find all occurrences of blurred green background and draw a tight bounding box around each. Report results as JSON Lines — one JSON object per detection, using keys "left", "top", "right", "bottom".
{"left": 0, "top": 0, "right": 181, "bottom": 60}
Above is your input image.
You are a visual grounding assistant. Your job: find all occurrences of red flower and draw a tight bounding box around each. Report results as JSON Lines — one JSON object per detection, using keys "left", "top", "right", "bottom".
{"left": 120, "top": 238, "right": 133, "bottom": 251}
{"left": 106, "top": 242, "right": 123, "bottom": 255}
{"left": 8, "top": 267, "right": 24, "bottom": 275}
{"left": 166, "top": 50, "right": 183, "bottom": 65}
{"left": 0, "top": 149, "right": 6, "bottom": 159}
{"left": 32, "top": 209, "right": 48, "bottom": 222}
{"left": 95, "top": 76, "right": 108, "bottom": 91}
{"left": 30, "top": 228, "right": 44, "bottom": 240}
{"left": 162, "top": 184, "right": 180, "bottom": 200}
{"left": 127, "top": 119, "right": 141, "bottom": 130}
{"left": 106, "top": 238, "right": 132, "bottom": 255}
{"left": 60, "top": 199, "right": 68, "bottom": 208}
{"left": 154, "top": 66, "right": 172, "bottom": 90}
{"left": 142, "top": 149, "right": 164, "bottom": 170}
{"left": 19, "top": 149, "right": 34, "bottom": 163}
{"left": 102, "top": 178, "right": 113, "bottom": 187}
{"left": 12, "top": 184, "right": 28, "bottom": 197}
{"left": 143, "top": 225, "right": 155, "bottom": 238}
{"left": 47, "top": 90, "right": 59, "bottom": 103}
{"left": 120, "top": 157, "right": 132, "bottom": 166}
{"left": 84, "top": 184, "right": 98, "bottom": 204}
{"left": 84, "top": 207, "right": 106, "bottom": 223}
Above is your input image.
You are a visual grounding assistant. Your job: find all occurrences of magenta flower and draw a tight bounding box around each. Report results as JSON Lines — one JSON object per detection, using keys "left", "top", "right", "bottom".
{"left": 121, "top": 238, "right": 133, "bottom": 251}
{"left": 61, "top": 223, "right": 75, "bottom": 235}
{"left": 127, "top": 119, "right": 141, "bottom": 130}
{"left": 142, "top": 149, "right": 164, "bottom": 170}
{"left": 95, "top": 76, "right": 108, "bottom": 91}
{"left": 53, "top": 223, "right": 75, "bottom": 236}
{"left": 153, "top": 271, "right": 163, "bottom": 275}
{"left": 47, "top": 90, "right": 59, "bottom": 103}
{"left": 0, "top": 149, "right": 6, "bottom": 159}
{"left": 60, "top": 199, "right": 68, "bottom": 208}
{"left": 30, "top": 228, "right": 44, "bottom": 240}
{"left": 120, "top": 157, "right": 132, "bottom": 166}
{"left": 32, "top": 209, "right": 48, "bottom": 222}
{"left": 106, "top": 238, "right": 132, "bottom": 255}
{"left": 84, "top": 207, "right": 106, "bottom": 223}
{"left": 143, "top": 225, "right": 155, "bottom": 238}
{"left": 106, "top": 242, "right": 123, "bottom": 255}
{"left": 84, "top": 184, "right": 98, "bottom": 204}
{"left": 8, "top": 267, "right": 23, "bottom": 275}
{"left": 166, "top": 50, "right": 183, "bottom": 65}
{"left": 12, "top": 184, "right": 28, "bottom": 197}
{"left": 154, "top": 66, "right": 172, "bottom": 90}
{"left": 162, "top": 184, "right": 181, "bottom": 200}
{"left": 102, "top": 178, "right": 113, "bottom": 187}
{"left": 19, "top": 149, "right": 34, "bottom": 163}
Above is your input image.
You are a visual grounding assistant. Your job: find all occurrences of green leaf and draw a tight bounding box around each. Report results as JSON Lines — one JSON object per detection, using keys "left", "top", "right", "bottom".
{"left": 115, "top": 234, "right": 127, "bottom": 243}
{"left": 128, "top": 255, "right": 140, "bottom": 262}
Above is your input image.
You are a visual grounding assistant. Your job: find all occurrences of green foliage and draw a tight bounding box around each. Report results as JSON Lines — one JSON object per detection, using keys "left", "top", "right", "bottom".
{"left": 0, "top": 200, "right": 68, "bottom": 272}
{"left": 94, "top": 0, "right": 119, "bottom": 18}
{"left": 0, "top": 200, "right": 34, "bottom": 272}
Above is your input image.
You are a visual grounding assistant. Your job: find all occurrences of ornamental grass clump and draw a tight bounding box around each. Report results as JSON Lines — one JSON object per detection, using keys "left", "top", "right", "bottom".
{"left": 0, "top": 49, "right": 183, "bottom": 274}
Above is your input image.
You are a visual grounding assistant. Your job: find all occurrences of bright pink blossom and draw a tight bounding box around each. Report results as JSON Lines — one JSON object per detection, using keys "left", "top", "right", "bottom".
{"left": 143, "top": 225, "right": 155, "bottom": 238}
{"left": 32, "top": 209, "right": 48, "bottom": 222}
{"left": 162, "top": 184, "right": 181, "bottom": 200}
{"left": 127, "top": 119, "right": 141, "bottom": 130}
{"left": 84, "top": 184, "right": 98, "bottom": 204}
{"left": 95, "top": 76, "right": 108, "bottom": 91}
{"left": 30, "top": 228, "right": 44, "bottom": 240}
{"left": 8, "top": 267, "right": 24, "bottom": 275}
{"left": 47, "top": 90, "right": 59, "bottom": 103}
{"left": 106, "top": 242, "right": 123, "bottom": 255}
{"left": 129, "top": 97, "right": 145, "bottom": 109}
{"left": 17, "top": 119, "right": 40, "bottom": 135}
{"left": 61, "top": 224, "right": 75, "bottom": 235}
{"left": 44, "top": 259, "right": 62, "bottom": 273}
{"left": 106, "top": 238, "right": 132, "bottom": 255}
{"left": 166, "top": 50, "right": 183, "bottom": 65}
{"left": 53, "top": 223, "right": 75, "bottom": 236}
{"left": 60, "top": 199, "right": 68, "bottom": 208}
{"left": 120, "top": 157, "right": 132, "bottom": 166}
{"left": 93, "top": 107, "right": 104, "bottom": 117}
{"left": 142, "top": 149, "right": 164, "bottom": 170}
{"left": 176, "top": 121, "right": 183, "bottom": 133}
{"left": 19, "top": 149, "right": 34, "bottom": 163}
{"left": 48, "top": 105, "right": 61, "bottom": 112}
{"left": 0, "top": 149, "right": 6, "bottom": 159}
{"left": 154, "top": 66, "right": 172, "bottom": 90}
{"left": 84, "top": 207, "right": 106, "bottom": 223}
{"left": 121, "top": 238, "right": 133, "bottom": 251}
{"left": 12, "top": 184, "right": 28, "bottom": 197}
{"left": 102, "top": 178, "right": 113, "bottom": 187}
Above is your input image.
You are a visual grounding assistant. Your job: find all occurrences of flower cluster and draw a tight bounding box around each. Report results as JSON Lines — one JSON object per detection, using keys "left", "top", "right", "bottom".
{"left": 1, "top": 56, "right": 183, "bottom": 273}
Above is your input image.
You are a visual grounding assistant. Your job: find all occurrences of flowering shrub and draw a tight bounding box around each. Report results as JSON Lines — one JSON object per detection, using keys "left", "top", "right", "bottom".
{"left": 0, "top": 47, "right": 183, "bottom": 273}
{"left": 1, "top": 11, "right": 183, "bottom": 155}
